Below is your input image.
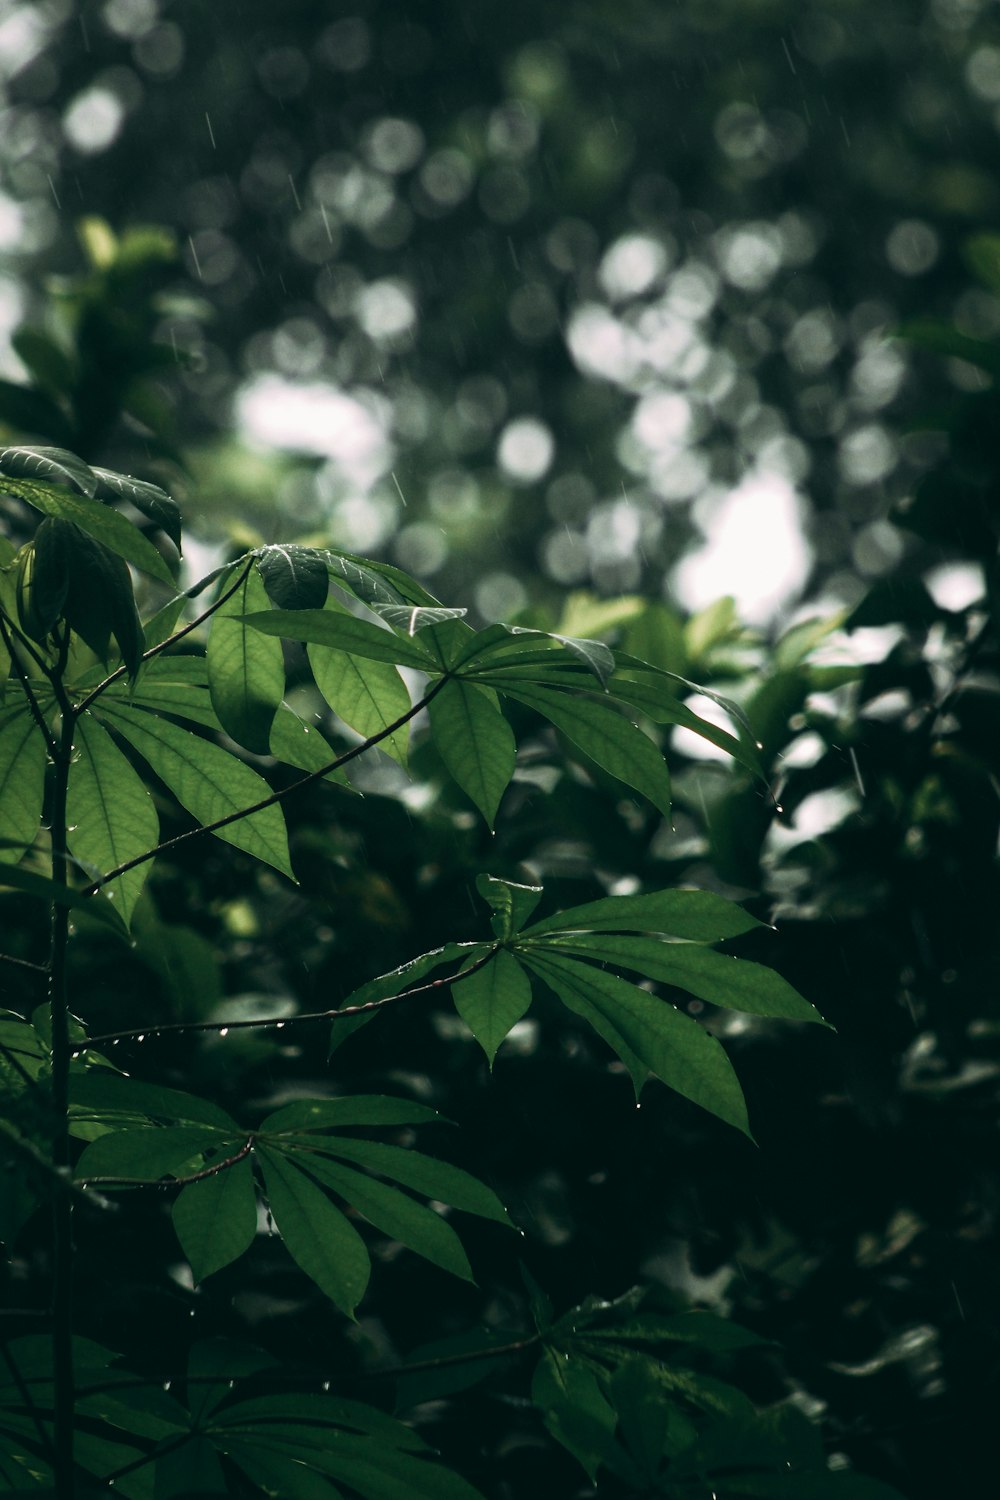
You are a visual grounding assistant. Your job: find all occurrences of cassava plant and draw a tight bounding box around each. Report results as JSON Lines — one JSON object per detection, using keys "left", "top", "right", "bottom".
{"left": 0, "top": 227, "right": 907, "bottom": 1499}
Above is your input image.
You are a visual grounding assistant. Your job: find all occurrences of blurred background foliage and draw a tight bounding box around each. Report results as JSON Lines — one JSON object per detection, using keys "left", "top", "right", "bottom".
{"left": 2, "top": 2, "right": 1000, "bottom": 1497}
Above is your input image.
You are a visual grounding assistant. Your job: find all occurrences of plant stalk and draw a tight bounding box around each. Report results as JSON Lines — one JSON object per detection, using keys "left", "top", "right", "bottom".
{"left": 49, "top": 702, "right": 76, "bottom": 1499}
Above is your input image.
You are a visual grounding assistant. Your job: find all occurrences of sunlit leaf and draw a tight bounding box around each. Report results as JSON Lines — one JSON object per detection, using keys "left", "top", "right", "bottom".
{"left": 0, "top": 445, "right": 97, "bottom": 496}
{"left": 91, "top": 467, "right": 182, "bottom": 551}
{"left": 428, "top": 679, "right": 516, "bottom": 827}
{"left": 507, "top": 684, "right": 671, "bottom": 817}
{"left": 0, "top": 474, "right": 174, "bottom": 585}
{"left": 257, "top": 544, "right": 330, "bottom": 610}
{"left": 208, "top": 564, "right": 284, "bottom": 752}
{"left": 309, "top": 641, "right": 411, "bottom": 764}
{"left": 245, "top": 607, "right": 436, "bottom": 670}
{"left": 453, "top": 950, "right": 532, "bottom": 1066}
{"left": 97, "top": 702, "right": 293, "bottom": 879}
{"left": 67, "top": 713, "right": 159, "bottom": 927}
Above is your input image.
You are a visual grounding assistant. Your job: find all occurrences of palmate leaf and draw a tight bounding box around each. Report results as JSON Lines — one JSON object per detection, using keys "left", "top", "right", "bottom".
{"left": 453, "top": 949, "right": 533, "bottom": 1067}
{"left": 0, "top": 860, "right": 124, "bottom": 930}
{"left": 288, "top": 1151, "right": 474, "bottom": 1281}
{"left": 267, "top": 706, "right": 351, "bottom": 787}
{"left": 0, "top": 444, "right": 97, "bottom": 496}
{"left": 544, "top": 934, "right": 826, "bottom": 1026}
{"left": 172, "top": 1154, "right": 258, "bottom": 1281}
{"left": 74, "top": 1126, "right": 227, "bottom": 1181}
{"left": 532, "top": 1346, "right": 618, "bottom": 1483}
{"left": 207, "top": 565, "right": 284, "bottom": 753}
{"left": 522, "top": 888, "right": 765, "bottom": 942}
{"left": 506, "top": 683, "right": 671, "bottom": 818}
{"left": 211, "top": 1393, "right": 486, "bottom": 1500}
{"left": 520, "top": 949, "right": 751, "bottom": 1136}
{"left": 0, "top": 707, "right": 46, "bottom": 864}
{"left": 475, "top": 873, "right": 543, "bottom": 939}
{"left": 257, "top": 544, "right": 330, "bottom": 610}
{"left": 294, "top": 1135, "right": 512, "bottom": 1226}
{"left": 68, "top": 1072, "right": 240, "bottom": 1132}
{"left": 95, "top": 701, "right": 294, "bottom": 879}
{"left": 427, "top": 678, "right": 516, "bottom": 827}
{"left": 452, "top": 622, "right": 615, "bottom": 688}
{"left": 308, "top": 640, "right": 411, "bottom": 765}
{"left": 67, "top": 713, "right": 159, "bottom": 928}
{"left": 0, "top": 474, "right": 174, "bottom": 585}
{"left": 259, "top": 1096, "right": 444, "bottom": 1132}
{"left": 371, "top": 603, "right": 468, "bottom": 633}
{"left": 256, "top": 1146, "right": 370, "bottom": 1317}
{"left": 91, "top": 467, "right": 182, "bottom": 551}
{"left": 245, "top": 607, "right": 437, "bottom": 671}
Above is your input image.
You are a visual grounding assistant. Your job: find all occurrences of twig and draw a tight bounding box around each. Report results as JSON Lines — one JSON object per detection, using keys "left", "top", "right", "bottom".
{"left": 73, "top": 943, "right": 499, "bottom": 1052}
{"left": 77, "top": 1135, "right": 254, "bottom": 1190}
{"left": 80, "top": 673, "right": 451, "bottom": 897}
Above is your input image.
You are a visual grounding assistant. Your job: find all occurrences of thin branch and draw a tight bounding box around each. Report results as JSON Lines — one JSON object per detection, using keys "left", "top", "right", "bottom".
{"left": 73, "top": 942, "right": 499, "bottom": 1052}
{"left": 1, "top": 1339, "right": 54, "bottom": 1462}
{"left": 74, "top": 556, "right": 256, "bottom": 713}
{"left": 80, "top": 672, "right": 451, "bottom": 897}
{"left": 0, "top": 952, "right": 48, "bottom": 974}
{"left": 77, "top": 1135, "right": 254, "bottom": 1190}
{"left": 0, "top": 615, "right": 58, "bottom": 757}
{"left": 73, "top": 1331, "right": 540, "bottom": 1401}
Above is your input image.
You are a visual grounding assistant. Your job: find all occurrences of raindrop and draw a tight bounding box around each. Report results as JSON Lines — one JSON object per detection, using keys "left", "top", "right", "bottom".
{"left": 162, "top": 1380, "right": 171, "bottom": 1392}
{"left": 111, "top": 1039, "right": 120, "bottom": 1046}
{"left": 136, "top": 1035, "right": 145, "bottom": 1043}
{"left": 189, "top": 1309, "right": 196, "bottom": 1317}
{"left": 322, "top": 1380, "right": 331, "bottom": 1392}
{"left": 219, "top": 1027, "right": 229, "bottom": 1038}
{"left": 275, "top": 1021, "right": 286, "bottom": 1030}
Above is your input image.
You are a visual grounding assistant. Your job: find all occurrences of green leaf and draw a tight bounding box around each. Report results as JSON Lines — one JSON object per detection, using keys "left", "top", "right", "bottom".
{"left": 257, "top": 1147, "right": 370, "bottom": 1317}
{"left": 91, "top": 468, "right": 182, "bottom": 552}
{"left": 506, "top": 684, "right": 671, "bottom": 817}
{"left": 0, "top": 474, "right": 174, "bottom": 584}
{"left": 172, "top": 1155, "right": 258, "bottom": 1281}
{"left": 532, "top": 1347, "right": 617, "bottom": 1482}
{"left": 267, "top": 706, "right": 351, "bottom": 786}
{"left": 67, "top": 713, "right": 159, "bottom": 928}
{"left": 521, "top": 950, "right": 751, "bottom": 1135}
{"left": 0, "top": 860, "right": 124, "bottom": 930}
{"left": 308, "top": 642, "right": 411, "bottom": 765}
{"left": 584, "top": 1309, "right": 771, "bottom": 1353}
{"left": 245, "top": 608, "right": 436, "bottom": 670}
{"left": 475, "top": 874, "right": 542, "bottom": 938}
{"left": 453, "top": 950, "right": 532, "bottom": 1067}
{"left": 257, "top": 544, "right": 330, "bottom": 610}
{"left": 371, "top": 603, "right": 468, "bottom": 632}
{"left": 0, "top": 380, "right": 74, "bottom": 447}
{"left": 543, "top": 936, "right": 827, "bottom": 1025}
{"left": 289, "top": 1152, "right": 474, "bottom": 1281}
{"left": 11, "top": 327, "right": 76, "bottom": 396}
{"left": 523, "top": 888, "right": 765, "bottom": 942}
{"left": 16, "top": 517, "right": 69, "bottom": 641}
{"left": 61, "top": 525, "right": 144, "bottom": 677}
{"left": 310, "top": 1137, "right": 512, "bottom": 1225}
{"left": 456, "top": 625, "right": 615, "bottom": 688}
{"left": 0, "top": 444, "right": 97, "bottom": 495}
{"left": 207, "top": 565, "right": 285, "bottom": 753}
{"left": 151, "top": 1432, "right": 227, "bottom": 1498}
{"left": 68, "top": 1073, "right": 240, "bottom": 1131}
{"left": 427, "top": 679, "right": 516, "bottom": 828}
{"left": 606, "top": 670, "right": 760, "bottom": 771}
{"left": 222, "top": 1442, "right": 344, "bottom": 1500}
{"left": 97, "top": 702, "right": 293, "bottom": 879}
{"left": 74, "top": 1126, "right": 225, "bottom": 1181}
{"left": 260, "top": 1096, "right": 443, "bottom": 1134}
{"left": 0, "top": 708, "right": 46, "bottom": 863}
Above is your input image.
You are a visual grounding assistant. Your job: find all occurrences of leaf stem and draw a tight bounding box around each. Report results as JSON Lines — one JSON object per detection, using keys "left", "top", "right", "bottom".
{"left": 77, "top": 1135, "right": 254, "bottom": 1189}
{"left": 0, "top": 614, "right": 58, "bottom": 757}
{"left": 48, "top": 697, "right": 77, "bottom": 1500}
{"left": 72, "top": 941, "right": 498, "bottom": 1052}
{"left": 80, "top": 673, "right": 451, "bottom": 897}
